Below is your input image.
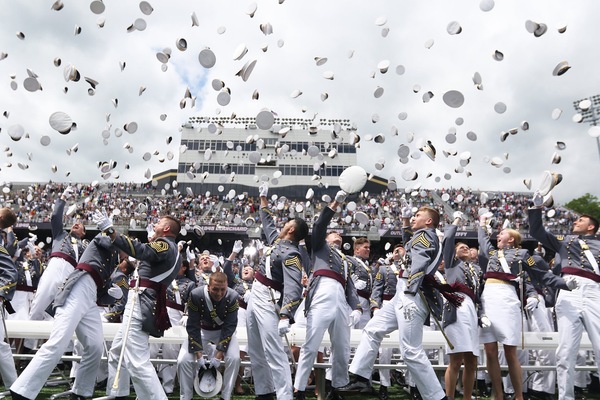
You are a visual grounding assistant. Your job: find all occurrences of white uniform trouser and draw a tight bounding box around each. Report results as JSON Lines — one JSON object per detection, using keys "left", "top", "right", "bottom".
{"left": 29, "top": 257, "right": 73, "bottom": 321}
{"left": 246, "top": 280, "right": 292, "bottom": 399}
{"left": 528, "top": 306, "right": 556, "bottom": 394}
{"left": 177, "top": 329, "right": 240, "bottom": 400}
{"left": 294, "top": 278, "right": 351, "bottom": 391}
{"left": 150, "top": 307, "right": 184, "bottom": 394}
{"left": 555, "top": 275, "right": 600, "bottom": 400}
{"left": 349, "top": 297, "right": 397, "bottom": 382}
{"left": 107, "top": 290, "right": 167, "bottom": 400}
{"left": 7, "top": 290, "right": 36, "bottom": 349}
{"left": 396, "top": 292, "right": 445, "bottom": 400}
{"left": 354, "top": 296, "right": 370, "bottom": 329}
{"left": 0, "top": 308, "right": 17, "bottom": 388}
{"left": 11, "top": 274, "right": 103, "bottom": 398}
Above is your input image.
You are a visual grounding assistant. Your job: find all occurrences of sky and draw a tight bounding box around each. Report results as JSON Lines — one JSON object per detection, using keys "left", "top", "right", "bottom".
{"left": 1, "top": 0, "right": 599, "bottom": 205}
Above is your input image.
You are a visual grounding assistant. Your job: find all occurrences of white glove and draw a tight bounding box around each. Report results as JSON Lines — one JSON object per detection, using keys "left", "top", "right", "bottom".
{"left": 186, "top": 247, "right": 195, "bottom": 262}
{"left": 565, "top": 276, "right": 578, "bottom": 290}
{"left": 179, "top": 315, "right": 188, "bottom": 326}
{"left": 278, "top": 318, "right": 291, "bottom": 336}
{"left": 27, "top": 241, "right": 36, "bottom": 255}
{"left": 348, "top": 309, "right": 362, "bottom": 327}
{"left": 29, "top": 233, "right": 38, "bottom": 243}
{"left": 259, "top": 182, "right": 269, "bottom": 197}
{"left": 61, "top": 185, "right": 74, "bottom": 199}
{"left": 198, "top": 357, "right": 207, "bottom": 370}
{"left": 243, "top": 290, "right": 251, "bottom": 303}
{"left": 480, "top": 315, "right": 492, "bottom": 328}
{"left": 335, "top": 190, "right": 347, "bottom": 203}
{"left": 453, "top": 211, "right": 464, "bottom": 221}
{"left": 377, "top": 257, "right": 387, "bottom": 266}
{"left": 209, "top": 357, "right": 221, "bottom": 369}
{"left": 146, "top": 224, "right": 155, "bottom": 240}
{"left": 93, "top": 209, "right": 113, "bottom": 231}
{"left": 401, "top": 204, "right": 412, "bottom": 219}
{"left": 525, "top": 296, "right": 540, "bottom": 312}
{"left": 232, "top": 240, "right": 243, "bottom": 254}
{"left": 532, "top": 191, "right": 544, "bottom": 208}
{"left": 255, "top": 239, "right": 264, "bottom": 252}
{"left": 107, "top": 283, "right": 123, "bottom": 300}
{"left": 351, "top": 274, "right": 367, "bottom": 290}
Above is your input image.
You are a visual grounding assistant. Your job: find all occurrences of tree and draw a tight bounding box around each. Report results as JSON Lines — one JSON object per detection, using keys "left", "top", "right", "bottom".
{"left": 564, "top": 193, "right": 600, "bottom": 218}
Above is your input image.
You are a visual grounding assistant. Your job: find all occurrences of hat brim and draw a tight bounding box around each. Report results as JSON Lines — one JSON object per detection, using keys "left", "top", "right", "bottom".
{"left": 194, "top": 367, "right": 223, "bottom": 398}
{"left": 338, "top": 166, "right": 367, "bottom": 194}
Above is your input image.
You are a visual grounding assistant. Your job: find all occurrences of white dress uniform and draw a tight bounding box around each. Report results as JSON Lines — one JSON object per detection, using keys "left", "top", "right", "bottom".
{"left": 10, "top": 234, "right": 120, "bottom": 399}
{"left": 246, "top": 206, "right": 305, "bottom": 400}
{"left": 29, "top": 198, "right": 87, "bottom": 321}
{"left": 0, "top": 241, "right": 18, "bottom": 388}
{"left": 107, "top": 234, "right": 181, "bottom": 400}
{"left": 529, "top": 208, "right": 600, "bottom": 400}
{"left": 348, "top": 267, "right": 407, "bottom": 381}
{"left": 177, "top": 285, "right": 240, "bottom": 400}
{"left": 441, "top": 224, "right": 482, "bottom": 355}
{"left": 397, "top": 226, "right": 446, "bottom": 400}
{"left": 294, "top": 206, "right": 362, "bottom": 393}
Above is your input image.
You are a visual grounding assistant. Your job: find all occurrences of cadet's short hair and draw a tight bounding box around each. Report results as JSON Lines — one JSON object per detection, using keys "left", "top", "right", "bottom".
{"left": 292, "top": 217, "right": 309, "bottom": 242}
{"left": 418, "top": 207, "right": 440, "bottom": 228}
{"left": 504, "top": 229, "right": 522, "bottom": 247}
{"left": 162, "top": 216, "right": 181, "bottom": 236}
{"left": 209, "top": 271, "right": 228, "bottom": 285}
{"left": 354, "top": 237, "right": 370, "bottom": 251}
{"left": 581, "top": 214, "right": 599, "bottom": 234}
{"left": 0, "top": 207, "right": 17, "bottom": 229}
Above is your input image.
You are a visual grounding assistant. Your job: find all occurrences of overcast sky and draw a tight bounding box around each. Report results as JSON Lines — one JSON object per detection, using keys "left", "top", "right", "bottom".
{"left": 1, "top": 0, "right": 599, "bottom": 205}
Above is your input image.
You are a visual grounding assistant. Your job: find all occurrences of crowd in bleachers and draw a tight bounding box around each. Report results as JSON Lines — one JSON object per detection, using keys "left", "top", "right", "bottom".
{"left": 0, "top": 181, "right": 578, "bottom": 236}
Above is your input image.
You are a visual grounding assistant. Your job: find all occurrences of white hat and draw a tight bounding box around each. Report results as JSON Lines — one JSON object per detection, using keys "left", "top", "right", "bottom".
{"left": 194, "top": 366, "right": 223, "bottom": 398}
{"left": 338, "top": 166, "right": 367, "bottom": 194}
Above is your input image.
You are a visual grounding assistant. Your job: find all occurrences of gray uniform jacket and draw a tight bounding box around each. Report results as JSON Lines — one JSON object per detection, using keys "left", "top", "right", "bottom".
{"left": 529, "top": 208, "right": 600, "bottom": 278}
{"left": 0, "top": 244, "right": 18, "bottom": 301}
{"left": 104, "top": 270, "right": 131, "bottom": 323}
{"left": 305, "top": 206, "right": 361, "bottom": 313}
{"left": 223, "top": 259, "right": 252, "bottom": 308}
{"left": 347, "top": 255, "right": 374, "bottom": 301}
{"left": 186, "top": 286, "right": 239, "bottom": 353}
{"left": 477, "top": 225, "right": 539, "bottom": 300}
{"left": 15, "top": 257, "right": 42, "bottom": 291}
{"left": 50, "top": 198, "right": 87, "bottom": 266}
{"left": 256, "top": 206, "right": 304, "bottom": 321}
{"left": 166, "top": 274, "right": 196, "bottom": 312}
{"left": 53, "top": 234, "right": 120, "bottom": 309}
{"left": 442, "top": 225, "right": 483, "bottom": 328}
{"left": 370, "top": 263, "right": 399, "bottom": 310}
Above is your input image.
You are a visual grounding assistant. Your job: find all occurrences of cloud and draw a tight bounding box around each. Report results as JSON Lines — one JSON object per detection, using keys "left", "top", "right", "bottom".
{"left": 0, "top": 0, "right": 599, "bottom": 205}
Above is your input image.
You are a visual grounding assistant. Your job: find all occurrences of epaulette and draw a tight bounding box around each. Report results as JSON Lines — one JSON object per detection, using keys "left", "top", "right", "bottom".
{"left": 412, "top": 232, "right": 431, "bottom": 248}
{"left": 149, "top": 240, "right": 169, "bottom": 253}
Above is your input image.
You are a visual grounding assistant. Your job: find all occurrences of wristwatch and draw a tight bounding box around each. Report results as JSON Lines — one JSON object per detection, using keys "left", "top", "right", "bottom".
{"left": 105, "top": 227, "right": 115, "bottom": 235}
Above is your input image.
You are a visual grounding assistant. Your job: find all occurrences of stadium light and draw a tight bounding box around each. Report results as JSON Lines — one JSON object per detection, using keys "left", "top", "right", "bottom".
{"left": 573, "top": 95, "right": 600, "bottom": 161}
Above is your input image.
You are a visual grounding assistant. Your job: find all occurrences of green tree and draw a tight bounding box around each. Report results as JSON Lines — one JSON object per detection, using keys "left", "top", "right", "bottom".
{"left": 564, "top": 193, "right": 600, "bottom": 218}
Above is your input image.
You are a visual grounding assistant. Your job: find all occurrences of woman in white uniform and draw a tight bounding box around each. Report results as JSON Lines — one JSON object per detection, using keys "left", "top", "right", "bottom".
{"left": 442, "top": 215, "right": 482, "bottom": 400}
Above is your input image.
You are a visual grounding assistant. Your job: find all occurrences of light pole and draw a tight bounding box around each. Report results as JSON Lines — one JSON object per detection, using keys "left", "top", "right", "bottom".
{"left": 573, "top": 95, "right": 600, "bottom": 161}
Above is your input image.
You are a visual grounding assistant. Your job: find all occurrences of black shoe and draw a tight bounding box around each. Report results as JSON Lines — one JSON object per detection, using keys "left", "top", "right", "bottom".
{"left": 69, "top": 394, "right": 86, "bottom": 400}
{"left": 326, "top": 389, "right": 345, "bottom": 400}
{"left": 528, "top": 388, "right": 555, "bottom": 400}
{"left": 295, "top": 390, "right": 306, "bottom": 400}
{"left": 379, "top": 385, "right": 389, "bottom": 400}
{"left": 339, "top": 380, "right": 370, "bottom": 392}
{"left": 255, "top": 393, "right": 276, "bottom": 400}
{"left": 9, "top": 391, "right": 32, "bottom": 400}
{"left": 410, "top": 386, "right": 423, "bottom": 400}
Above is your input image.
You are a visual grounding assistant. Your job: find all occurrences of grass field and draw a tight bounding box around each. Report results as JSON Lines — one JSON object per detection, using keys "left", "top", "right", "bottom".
{"left": 27, "top": 377, "right": 600, "bottom": 400}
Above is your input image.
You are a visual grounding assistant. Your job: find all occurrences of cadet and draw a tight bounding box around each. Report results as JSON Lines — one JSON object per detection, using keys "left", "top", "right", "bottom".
{"left": 246, "top": 183, "right": 308, "bottom": 400}
{"left": 177, "top": 271, "right": 240, "bottom": 400}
